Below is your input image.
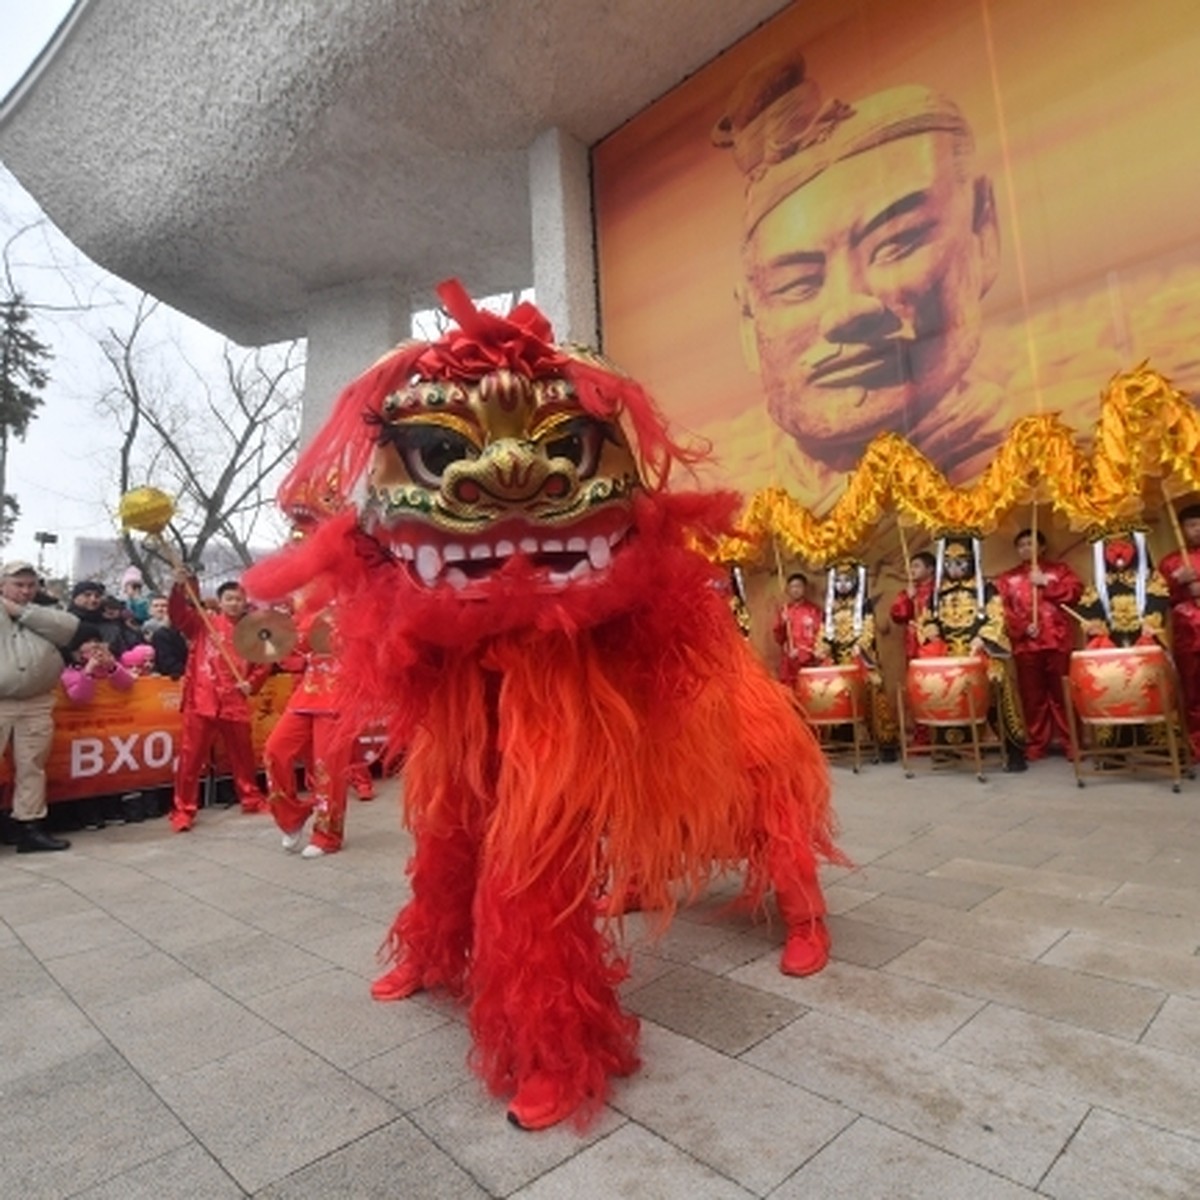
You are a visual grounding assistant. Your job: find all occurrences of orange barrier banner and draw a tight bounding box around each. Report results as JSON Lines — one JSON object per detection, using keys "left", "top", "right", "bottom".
{"left": 0, "top": 675, "right": 296, "bottom": 804}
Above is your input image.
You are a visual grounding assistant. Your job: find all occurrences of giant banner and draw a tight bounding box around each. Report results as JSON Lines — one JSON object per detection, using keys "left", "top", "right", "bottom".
{"left": 594, "top": 0, "right": 1200, "bottom": 516}
{"left": 0, "top": 675, "right": 296, "bottom": 804}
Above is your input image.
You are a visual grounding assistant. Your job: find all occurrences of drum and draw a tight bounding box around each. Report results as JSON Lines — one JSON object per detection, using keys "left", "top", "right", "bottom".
{"left": 795, "top": 664, "right": 866, "bottom": 723}
{"left": 1068, "top": 645, "right": 1168, "bottom": 724}
{"left": 905, "top": 656, "right": 989, "bottom": 726}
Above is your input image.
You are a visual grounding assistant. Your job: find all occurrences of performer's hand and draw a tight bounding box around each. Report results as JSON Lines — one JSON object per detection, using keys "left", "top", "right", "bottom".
{"left": 172, "top": 565, "right": 195, "bottom": 585}
{"left": 1171, "top": 563, "right": 1198, "bottom": 584}
{"left": 1084, "top": 620, "right": 1107, "bottom": 638}
{"left": 1026, "top": 623, "right": 1039, "bottom": 638}
{"left": 236, "top": 680, "right": 252, "bottom": 695}
{"left": 1029, "top": 569, "right": 1048, "bottom": 587}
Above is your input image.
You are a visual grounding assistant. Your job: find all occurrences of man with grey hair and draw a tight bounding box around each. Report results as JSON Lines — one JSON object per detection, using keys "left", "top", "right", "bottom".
{"left": 715, "top": 54, "right": 1001, "bottom": 506}
{"left": 0, "top": 561, "right": 78, "bottom": 852}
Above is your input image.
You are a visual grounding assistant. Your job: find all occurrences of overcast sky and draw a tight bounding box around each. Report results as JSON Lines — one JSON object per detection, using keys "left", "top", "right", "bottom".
{"left": 0, "top": 0, "right": 242, "bottom": 578}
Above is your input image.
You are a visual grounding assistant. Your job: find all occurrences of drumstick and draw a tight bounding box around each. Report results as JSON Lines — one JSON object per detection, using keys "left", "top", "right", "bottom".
{"left": 1061, "top": 605, "right": 1091, "bottom": 627}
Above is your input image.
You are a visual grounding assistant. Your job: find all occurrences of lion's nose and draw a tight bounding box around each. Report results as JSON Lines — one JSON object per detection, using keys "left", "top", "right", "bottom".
{"left": 449, "top": 441, "right": 573, "bottom": 506}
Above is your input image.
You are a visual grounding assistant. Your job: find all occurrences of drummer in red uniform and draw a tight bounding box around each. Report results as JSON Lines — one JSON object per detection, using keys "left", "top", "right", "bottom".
{"left": 772, "top": 572, "right": 822, "bottom": 687}
{"left": 890, "top": 551, "right": 936, "bottom": 665}
{"left": 916, "top": 535, "right": 1028, "bottom": 771}
{"left": 1077, "top": 532, "right": 1169, "bottom": 648}
{"left": 1156, "top": 504, "right": 1200, "bottom": 758}
{"left": 995, "top": 529, "right": 1083, "bottom": 760}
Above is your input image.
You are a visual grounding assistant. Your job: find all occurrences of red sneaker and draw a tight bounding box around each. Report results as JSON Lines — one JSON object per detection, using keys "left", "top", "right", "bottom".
{"left": 780, "top": 918, "right": 831, "bottom": 977}
{"left": 370, "top": 961, "right": 424, "bottom": 1002}
{"left": 507, "top": 1073, "right": 579, "bottom": 1131}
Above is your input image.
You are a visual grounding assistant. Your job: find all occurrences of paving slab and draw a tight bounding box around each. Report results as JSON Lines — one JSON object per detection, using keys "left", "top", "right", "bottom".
{"left": 4, "top": 762, "right": 1198, "bottom": 1197}
{"left": 1039, "top": 1107, "right": 1200, "bottom": 1200}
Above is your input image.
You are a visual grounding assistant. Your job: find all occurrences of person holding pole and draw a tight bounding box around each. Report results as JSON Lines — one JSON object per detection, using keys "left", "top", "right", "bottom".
{"left": 995, "top": 527, "right": 1082, "bottom": 760}
{"left": 772, "top": 571, "right": 822, "bottom": 687}
{"left": 167, "top": 570, "right": 270, "bottom": 832}
{"left": 1159, "top": 502, "right": 1200, "bottom": 760}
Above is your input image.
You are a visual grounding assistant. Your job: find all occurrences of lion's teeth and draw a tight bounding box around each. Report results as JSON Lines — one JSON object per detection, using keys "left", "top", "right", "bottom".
{"left": 443, "top": 543, "right": 465, "bottom": 563}
{"left": 587, "top": 536, "right": 611, "bottom": 570}
{"left": 415, "top": 545, "right": 441, "bottom": 585}
{"left": 444, "top": 567, "right": 469, "bottom": 591}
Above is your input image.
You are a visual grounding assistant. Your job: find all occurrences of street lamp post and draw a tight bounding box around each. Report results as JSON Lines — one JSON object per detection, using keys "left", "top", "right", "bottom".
{"left": 33, "top": 530, "right": 58, "bottom": 575}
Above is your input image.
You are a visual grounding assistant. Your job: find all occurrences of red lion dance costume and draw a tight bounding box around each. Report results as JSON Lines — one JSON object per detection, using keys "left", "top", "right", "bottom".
{"left": 245, "top": 282, "right": 842, "bottom": 1130}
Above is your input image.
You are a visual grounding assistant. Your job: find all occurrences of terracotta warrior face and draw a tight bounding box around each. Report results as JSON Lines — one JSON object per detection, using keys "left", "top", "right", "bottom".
{"left": 362, "top": 368, "right": 642, "bottom": 594}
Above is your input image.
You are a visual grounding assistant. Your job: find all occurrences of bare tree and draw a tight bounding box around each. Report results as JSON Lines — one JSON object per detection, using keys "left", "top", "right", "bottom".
{"left": 97, "top": 294, "right": 303, "bottom": 587}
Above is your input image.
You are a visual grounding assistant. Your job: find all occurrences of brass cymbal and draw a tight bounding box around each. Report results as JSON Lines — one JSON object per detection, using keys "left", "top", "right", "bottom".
{"left": 233, "top": 609, "right": 299, "bottom": 663}
{"left": 308, "top": 614, "right": 334, "bottom": 655}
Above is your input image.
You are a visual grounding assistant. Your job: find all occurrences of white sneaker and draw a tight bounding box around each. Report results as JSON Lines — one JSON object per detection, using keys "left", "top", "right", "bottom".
{"left": 281, "top": 828, "right": 306, "bottom": 853}
{"left": 300, "top": 844, "right": 325, "bottom": 859}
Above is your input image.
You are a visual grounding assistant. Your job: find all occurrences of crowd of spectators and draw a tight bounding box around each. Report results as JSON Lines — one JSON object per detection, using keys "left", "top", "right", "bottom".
{"left": 2, "top": 562, "right": 195, "bottom": 840}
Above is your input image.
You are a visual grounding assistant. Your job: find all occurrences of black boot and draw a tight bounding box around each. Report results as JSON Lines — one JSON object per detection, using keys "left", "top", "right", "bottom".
{"left": 17, "top": 821, "right": 71, "bottom": 853}
{"left": 1003, "top": 748, "right": 1028, "bottom": 773}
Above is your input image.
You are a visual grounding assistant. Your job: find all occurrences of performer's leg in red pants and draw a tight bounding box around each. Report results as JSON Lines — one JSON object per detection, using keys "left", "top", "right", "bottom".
{"left": 216, "top": 718, "right": 266, "bottom": 812}
{"left": 771, "top": 839, "right": 830, "bottom": 977}
{"left": 170, "top": 714, "right": 218, "bottom": 831}
{"left": 1176, "top": 648, "right": 1200, "bottom": 761}
{"left": 264, "top": 708, "right": 314, "bottom": 840}
{"left": 306, "top": 714, "right": 355, "bottom": 854}
{"left": 349, "top": 759, "right": 375, "bottom": 800}
{"left": 469, "top": 856, "right": 640, "bottom": 1130}
{"left": 1015, "top": 650, "right": 1071, "bottom": 759}
{"left": 371, "top": 803, "right": 481, "bottom": 1002}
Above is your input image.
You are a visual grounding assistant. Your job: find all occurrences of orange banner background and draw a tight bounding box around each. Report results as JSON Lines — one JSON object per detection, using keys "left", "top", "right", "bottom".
{"left": 0, "top": 675, "right": 296, "bottom": 804}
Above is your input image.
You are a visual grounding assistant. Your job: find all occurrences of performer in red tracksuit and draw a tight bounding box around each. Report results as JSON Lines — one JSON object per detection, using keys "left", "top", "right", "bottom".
{"left": 995, "top": 529, "right": 1082, "bottom": 760}
{"left": 889, "top": 551, "right": 937, "bottom": 664}
{"left": 168, "top": 572, "right": 270, "bottom": 832}
{"left": 1159, "top": 503, "right": 1200, "bottom": 760}
{"left": 772, "top": 572, "right": 823, "bottom": 686}
{"left": 263, "top": 612, "right": 358, "bottom": 857}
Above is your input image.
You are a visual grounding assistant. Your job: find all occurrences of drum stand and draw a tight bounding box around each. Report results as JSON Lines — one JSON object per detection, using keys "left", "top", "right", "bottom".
{"left": 803, "top": 702, "right": 867, "bottom": 773}
{"left": 1063, "top": 668, "right": 1189, "bottom": 793}
{"left": 895, "top": 684, "right": 990, "bottom": 782}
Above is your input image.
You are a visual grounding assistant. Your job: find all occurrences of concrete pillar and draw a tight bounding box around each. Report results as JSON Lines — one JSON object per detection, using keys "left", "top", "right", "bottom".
{"left": 528, "top": 127, "right": 597, "bottom": 348}
{"left": 300, "top": 280, "right": 411, "bottom": 445}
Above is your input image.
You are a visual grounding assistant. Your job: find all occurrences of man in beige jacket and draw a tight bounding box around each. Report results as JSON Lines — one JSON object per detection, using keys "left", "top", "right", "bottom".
{"left": 0, "top": 560, "right": 78, "bottom": 852}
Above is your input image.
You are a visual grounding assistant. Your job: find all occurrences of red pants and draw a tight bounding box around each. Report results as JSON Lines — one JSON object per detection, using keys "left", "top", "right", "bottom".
{"left": 349, "top": 759, "right": 375, "bottom": 799}
{"left": 264, "top": 709, "right": 354, "bottom": 851}
{"left": 1013, "top": 649, "right": 1071, "bottom": 759}
{"left": 171, "top": 712, "right": 263, "bottom": 822}
{"left": 1176, "top": 648, "right": 1200, "bottom": 760}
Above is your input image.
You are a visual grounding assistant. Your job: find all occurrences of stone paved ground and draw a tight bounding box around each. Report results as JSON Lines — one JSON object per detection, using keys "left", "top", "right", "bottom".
{"left": 3, "top": 758, "right": 1199, "bottom": 1198}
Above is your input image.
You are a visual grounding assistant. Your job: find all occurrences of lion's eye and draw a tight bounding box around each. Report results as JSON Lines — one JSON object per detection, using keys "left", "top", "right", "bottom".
{"left": 542, "top": 418, "right": 613, "bottom": 481}
{"left": 381, "top": 425, "right": 480, "bottom": 487}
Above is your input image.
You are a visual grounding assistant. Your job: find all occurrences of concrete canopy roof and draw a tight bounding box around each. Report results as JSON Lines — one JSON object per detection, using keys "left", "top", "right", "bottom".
{"left": 0, "top": 0, "right": 790, "bottom": 346}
